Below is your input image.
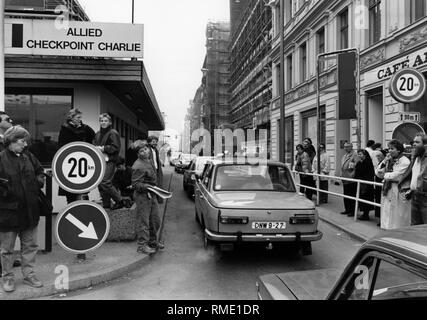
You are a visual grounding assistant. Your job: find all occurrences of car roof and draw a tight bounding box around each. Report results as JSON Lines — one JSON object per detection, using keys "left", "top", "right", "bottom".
{"left": 363, "top": 225, "right": 427, "bottom": 266}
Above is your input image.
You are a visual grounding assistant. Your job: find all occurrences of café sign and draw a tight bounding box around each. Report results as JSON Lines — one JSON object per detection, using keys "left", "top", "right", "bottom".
{"left": 365, "top": 47, "right": 427, "bottom": 85}
{"left": 5, "top": 19, "right": 144, "bottom": 59}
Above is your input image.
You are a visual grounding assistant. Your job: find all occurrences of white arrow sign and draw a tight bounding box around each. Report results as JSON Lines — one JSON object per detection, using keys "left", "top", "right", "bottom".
{"left": 65, "top": 213, "right": 99, "bottom": 240}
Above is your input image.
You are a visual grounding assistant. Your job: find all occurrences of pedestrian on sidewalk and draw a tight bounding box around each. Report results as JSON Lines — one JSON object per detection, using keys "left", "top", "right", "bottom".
{"left": 58, "top": 108, "right": 95, "bottom": 203}
{"left": 340, "top": 142, "right": 360, "bottom": 217}
{"left": 354, "top": 149, "right": 375, "bottom": 221}
{"left": 94, "top": 113, "right": 125, "bottom": 210}
{"left": 372, "top": 143, "right": 385, "bottom": 224}
{"left": 376, "top": 139, "right": 411, "bottom": 230}
{"left": 0, "top": 112, "right": 13, "bottom": 152}
{"left": 302, "top": 138, "right": 316, "bottom": 200}
{"left": 148, "top": 136, "right": 164, "bottom": 204}
{"left": 398, "top": 133, "right": 427, "bottom": 225}
{"left": 132, "top": 141, "right": 164, "bottom": 255}
{"left": 125, "top": 139, "right": 146, "bottom": 168}
{"left": 312, "top": 143, "right": 330, "bottom": 204}
{"left": 0, "top": 126, "right": 45, "bottom": 293}
{"left": 295, "top": 144, "right": 313, "bottom": 199}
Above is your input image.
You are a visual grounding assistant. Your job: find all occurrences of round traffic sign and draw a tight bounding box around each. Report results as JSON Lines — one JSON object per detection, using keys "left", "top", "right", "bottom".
{"left": 55, "top": 201, "right": 110, "bottom": 254}
{"left": 389, "top": 68, "right": 426, "bottom": 103}
{"left": 52, "top": 142, "right": 106, "bottom": 194}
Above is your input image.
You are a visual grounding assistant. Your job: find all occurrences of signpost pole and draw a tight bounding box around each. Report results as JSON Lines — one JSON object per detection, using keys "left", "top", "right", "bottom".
{"left": 0, "top": 0, "right": 5, "bottom": 112}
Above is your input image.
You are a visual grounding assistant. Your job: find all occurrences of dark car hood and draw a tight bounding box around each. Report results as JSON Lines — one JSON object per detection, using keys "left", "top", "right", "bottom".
{"left": 274, "top": 269, "right": 341, "bottom": 300}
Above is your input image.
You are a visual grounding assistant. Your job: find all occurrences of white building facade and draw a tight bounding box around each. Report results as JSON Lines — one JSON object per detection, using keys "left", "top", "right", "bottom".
{"left": 270, "top": 0, "right": 427, "bottom": 174}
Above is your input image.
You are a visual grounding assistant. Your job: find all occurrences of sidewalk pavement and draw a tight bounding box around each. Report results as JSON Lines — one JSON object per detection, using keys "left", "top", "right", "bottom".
{"left": 0, "top": 167, "right": 174, "bottom": 300}
{"left": 315, "top": 182, "right": 382, "bottom": 243}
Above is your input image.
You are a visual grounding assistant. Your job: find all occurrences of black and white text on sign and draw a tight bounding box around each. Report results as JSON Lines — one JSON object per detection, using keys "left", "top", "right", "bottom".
{"left": 52, "top": 142, "right": 106, "bottom": 194}
{"left": 55, "top": 201, "right": 110, "bottom": 254}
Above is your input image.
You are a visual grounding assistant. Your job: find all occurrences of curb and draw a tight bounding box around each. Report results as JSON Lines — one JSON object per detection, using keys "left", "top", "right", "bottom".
{"left": 318, "top": 214, "right": 369, "bottom": 243}
{"left": 1, "top": 171, "right": 175, "bottom": 300}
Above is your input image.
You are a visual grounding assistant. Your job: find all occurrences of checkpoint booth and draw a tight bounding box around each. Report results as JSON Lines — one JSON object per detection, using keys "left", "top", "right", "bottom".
{"left": 6, "top": 16, "right": 164, "bottom": 252}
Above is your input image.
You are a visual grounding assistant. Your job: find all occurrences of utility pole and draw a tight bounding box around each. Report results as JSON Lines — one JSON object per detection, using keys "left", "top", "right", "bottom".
{"left": 0, "top": 0, "right": 5, "bottom": 112}
{"left": 279, "top": 0, "right": 285, "bottom": 163}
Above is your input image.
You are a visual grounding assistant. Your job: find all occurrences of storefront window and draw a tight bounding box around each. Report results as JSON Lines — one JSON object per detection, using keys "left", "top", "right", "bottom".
{"left": 5, "top": 88, "right": 73, "bottom": 166}
{"left": 301, "top": 106, "right": 326, "bottom": 150}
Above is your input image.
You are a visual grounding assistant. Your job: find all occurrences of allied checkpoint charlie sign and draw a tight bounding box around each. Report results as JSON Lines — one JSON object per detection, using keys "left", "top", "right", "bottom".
{"left": 4, "top": 19, "right": 144, "bottom": 59}
{"left": 52, "top": 143, "right": 110, "bottom": 254}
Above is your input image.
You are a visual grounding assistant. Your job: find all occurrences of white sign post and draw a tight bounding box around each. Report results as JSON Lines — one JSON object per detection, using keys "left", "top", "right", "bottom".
{"left": 4, "top": 19, "right": 144, "bottom": 59}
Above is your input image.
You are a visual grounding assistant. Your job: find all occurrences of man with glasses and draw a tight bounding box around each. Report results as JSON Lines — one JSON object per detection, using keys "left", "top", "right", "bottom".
{"left": 0, "top": 112, "right": 13, "bottom": 152}
{"left": 399, "top": 133, "right": 427, "bottom": 225}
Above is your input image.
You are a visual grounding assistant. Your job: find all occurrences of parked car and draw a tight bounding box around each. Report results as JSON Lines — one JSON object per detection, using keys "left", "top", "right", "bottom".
{"left": 256, "top": 225, "right": 427, "bottom": 300}
{"left": 170, "top": 152, "right": 182, "bottom": 167}
{"left": 194, "top": 159, "right": 322, "bottom": 254}
{"left": 183, "top": 156, "right": 214, "bottom": 198}
{"left": 175, "top": 153, "right": 197, "bottom": 174}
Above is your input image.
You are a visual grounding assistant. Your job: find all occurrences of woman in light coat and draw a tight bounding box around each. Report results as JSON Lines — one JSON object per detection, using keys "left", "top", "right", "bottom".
{"left": 375, "top": 140, "right": 411, "bottom": 230}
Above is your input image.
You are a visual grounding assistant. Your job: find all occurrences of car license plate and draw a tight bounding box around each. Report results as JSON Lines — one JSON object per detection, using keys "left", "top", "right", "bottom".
{"left": 252, "top": 222, "right": 287, "bottom": 230}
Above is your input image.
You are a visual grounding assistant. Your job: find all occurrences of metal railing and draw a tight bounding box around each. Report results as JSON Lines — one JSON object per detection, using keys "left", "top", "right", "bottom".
{"left": 292, "top": 171, "right": 383, "bottom": 222}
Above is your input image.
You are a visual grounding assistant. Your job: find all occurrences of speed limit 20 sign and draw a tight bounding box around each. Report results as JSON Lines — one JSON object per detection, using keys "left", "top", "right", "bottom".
{"left": 52, "top": 142, "right": 106, "bottom": 194}
{"left": 389, "top": 68, "right": 426, "bottom": 104}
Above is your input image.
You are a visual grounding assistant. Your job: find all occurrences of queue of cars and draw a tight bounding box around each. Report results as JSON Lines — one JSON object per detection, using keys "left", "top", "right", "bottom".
{"left": 175, "top": 153, "right": 197, "bottom": 174}
{"left": 182, "top": 157, "right": 322, "bottom": 255}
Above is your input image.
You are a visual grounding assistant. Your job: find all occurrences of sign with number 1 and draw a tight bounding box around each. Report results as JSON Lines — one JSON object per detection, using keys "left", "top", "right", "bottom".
{"left": 52, "top": 142, "right": 106, "bottom": 194}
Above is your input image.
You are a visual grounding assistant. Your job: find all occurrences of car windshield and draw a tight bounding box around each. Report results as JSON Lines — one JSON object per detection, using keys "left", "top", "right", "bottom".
{"left": 213, "top": 165, "right": 296, "bottom": 192}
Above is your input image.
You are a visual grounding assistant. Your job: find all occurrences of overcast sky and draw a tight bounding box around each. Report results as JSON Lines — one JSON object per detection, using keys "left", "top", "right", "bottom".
{"left": 78, "top": 0, "right": 230, "bottom": 133}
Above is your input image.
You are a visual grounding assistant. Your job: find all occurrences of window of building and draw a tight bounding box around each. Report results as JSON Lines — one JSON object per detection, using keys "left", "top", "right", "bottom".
{"left": 5, "top": 88, "right": 73, "bottom": 166}
{"left": 317, "top": 27, "right": 326, "bottom": 71}
{"left": 274, "top": 63, "right": 281, "bottom": 97}
{"left": 369, "top": 0, "right": 381, "bottom": 46}
{"left": 301, "top": 106, "right": 326, "bottom": 148}
{"left": 410, "top": 0, "right": 427, "bottom": 23}
{"left": 286, "top": 54, "right": 293, "bottom": 90}
{"left": 300, "top": 42, "right": 307, "bottom": 82}
{"left": 338, "top": 9, "right": 349, "bottom": 49}
{"left": 285, "top": 0, "right": 292, "bottom": 24}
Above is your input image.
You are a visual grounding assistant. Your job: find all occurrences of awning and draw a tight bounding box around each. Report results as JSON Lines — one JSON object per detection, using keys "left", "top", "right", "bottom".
{"left": 5, "top": 56, "right": 165, "bottom": 130}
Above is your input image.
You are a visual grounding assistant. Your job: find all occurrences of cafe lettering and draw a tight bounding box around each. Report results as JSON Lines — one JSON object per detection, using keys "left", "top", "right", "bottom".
{"left": 376, "top": 50, "right": 427, "bottom": 80}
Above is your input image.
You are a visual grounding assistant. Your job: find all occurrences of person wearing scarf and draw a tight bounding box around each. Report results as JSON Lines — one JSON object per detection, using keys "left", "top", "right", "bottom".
{"left": 376, "top": 140, "right": 411, "bottom": 230}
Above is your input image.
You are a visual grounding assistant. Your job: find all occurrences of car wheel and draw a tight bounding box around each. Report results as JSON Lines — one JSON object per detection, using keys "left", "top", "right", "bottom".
{"left": 183, "top": 182, "right": 188, "bottom": 191}
{"left": 300, "top": 242, "right": 312, "bottom": 256}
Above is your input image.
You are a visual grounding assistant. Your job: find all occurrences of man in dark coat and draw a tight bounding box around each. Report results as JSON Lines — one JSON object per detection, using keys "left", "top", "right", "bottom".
{"left": 57, "top": 109, "right": 95, "bottom": 204}
{"left": 0, "top": 112, "right": 13, "bottom": 152}
{"left": 94, "top": 113, "right": 124, "bottom": 210}
{"left": 0, "top": 126, "right": 45, "bottom": 293}
{"left": 147, "top": 136, "right": 164, "bottom": 204}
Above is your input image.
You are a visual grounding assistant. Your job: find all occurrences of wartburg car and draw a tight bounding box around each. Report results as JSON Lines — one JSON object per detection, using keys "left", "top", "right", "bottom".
{"left": 194, "top": 160, "right": 322, "bottom": 255}
{"left": 256, "top": 225, "right": 427, "bottom": 300}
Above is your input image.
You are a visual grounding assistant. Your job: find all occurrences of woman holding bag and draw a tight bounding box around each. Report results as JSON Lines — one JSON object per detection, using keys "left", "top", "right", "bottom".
{"left": 354, "top": 149, "right": 375, "bottom": 221}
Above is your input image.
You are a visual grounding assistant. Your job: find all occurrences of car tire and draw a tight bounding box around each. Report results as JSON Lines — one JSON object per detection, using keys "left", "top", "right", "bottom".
{"left": 300, "top": 242, "right": 312, "bottom": 256}
{"left": 183, "top": 182, "right": 188, "bottom": 191}
{"left": 203, "top": 232, "right": 212, "bottom": 250}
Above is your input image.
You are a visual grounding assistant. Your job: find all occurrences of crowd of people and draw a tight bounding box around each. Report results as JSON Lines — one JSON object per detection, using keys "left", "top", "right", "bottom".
{"left": 295, "top": 134, "right": 427, "bottom": 232}
{"left": 0, "top": 109, "right": 165, "bottom": 293}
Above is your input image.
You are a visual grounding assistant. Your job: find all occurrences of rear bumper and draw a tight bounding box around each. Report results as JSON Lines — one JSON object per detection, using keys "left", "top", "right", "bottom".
{"left": 205, "top": 229, "right": 323, "bottom": 242}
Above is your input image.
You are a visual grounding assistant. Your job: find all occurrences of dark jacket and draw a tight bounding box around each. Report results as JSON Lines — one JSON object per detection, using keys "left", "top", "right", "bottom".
{"left": 0, "top": 149, "right": 44, "bottom": 232}
{"left": 132, "top": 158, "right": 157, "bottom": 194}
{"left": 58, "top": 122, "right": 95, "bottom": 197}
{"left": 398, "top": 153, "right": 427, "bottom": 192}
{"left": 58, "top": 122, "right": 95, "bottom": 148}
{"left": 354, "top": 155, "right": 375, "bottom": 212}
{"left": 93, "top": 127, "right": 121, "bottom": 164}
